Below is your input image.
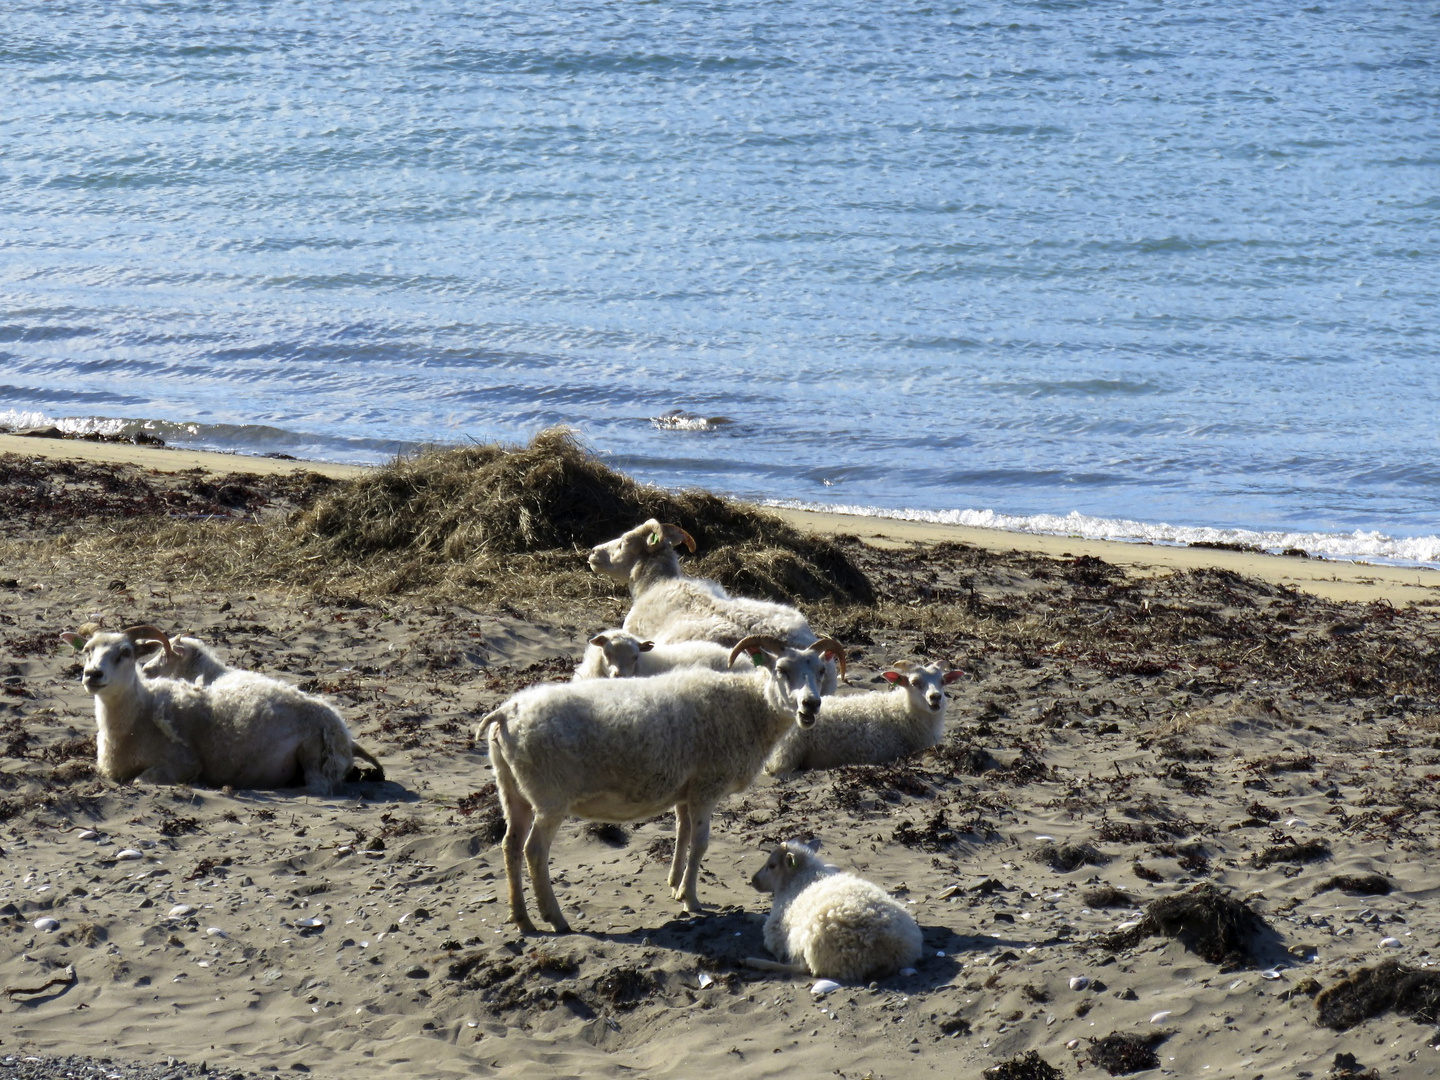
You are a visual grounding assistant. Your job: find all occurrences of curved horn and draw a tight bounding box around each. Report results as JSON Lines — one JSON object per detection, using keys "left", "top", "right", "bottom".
{"left": 122, "top": 624, "right": 174, "bottom": 658}
{"left": 807, "top": 637, "right": 848, "bottom": 679}
{"left": 728, "top": 635, "right": 789, "bottom": 668}
{"left": 661, "top": 523, "right": 696, "bottom": 553}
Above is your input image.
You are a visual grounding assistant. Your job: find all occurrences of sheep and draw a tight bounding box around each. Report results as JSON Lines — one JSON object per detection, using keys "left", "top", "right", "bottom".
{"left": 475, "top": 633, "right": 846, "bottom": 934}
{"left": 59, "top": 625, "right": 371, "bottom": 795}
{"left": 572, "top": 628, "right": 734, "bottom": 681}
{"left": 138, "top": 627, "right": 383, "bottom": 779}
{"left": 587, "top": 518, "right": 840, "bottom": 693}
{"left": 765, "top": 659, "right": 963, "bottom": 776}
{"left": 745, "top": 839, "right": 923, "bottom": 982}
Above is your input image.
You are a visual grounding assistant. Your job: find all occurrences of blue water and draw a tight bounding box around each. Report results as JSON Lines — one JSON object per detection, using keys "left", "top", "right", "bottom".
{"left": 3, "top": 2, "right": 1439, "bottom": 563}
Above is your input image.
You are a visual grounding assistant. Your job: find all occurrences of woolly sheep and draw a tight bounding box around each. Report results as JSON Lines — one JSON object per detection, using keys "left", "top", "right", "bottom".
{"left": 765, "top": 660, "right": 963, "bottom": 776}
{"left": 475, "top": 634, "right": 846, "bottom": 934}
{"left": 572, "top": 628, "right": 734, "bottom": 681}
{"left": 586, "top": 518, "right": 839, "bottom": 693}
{"left": 60, "top": 626, "right": 369, "bottom": 795}
{"left": 745, "top": 839, "right": 923, "bottom": 982}
{"left": 140, "top": 628, "right": 383, "bottom": 779}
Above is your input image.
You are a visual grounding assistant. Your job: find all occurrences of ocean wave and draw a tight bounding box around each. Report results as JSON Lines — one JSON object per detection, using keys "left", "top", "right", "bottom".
{"left": 767, "top": 500, "right": 1440, "bottom": 571}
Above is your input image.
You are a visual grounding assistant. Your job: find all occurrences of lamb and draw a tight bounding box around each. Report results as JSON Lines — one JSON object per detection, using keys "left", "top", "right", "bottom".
{"left": 745, "top": 839, "right": 923, "bottom": 982}
{"left": 138, "top": 628, "right": 383, "bottom": 779}
{"left": 60, "top": 625, "right": 371, "bottom": 795}
{"left": 587, "top": 518, "right": 840, "bottom": 693}
{"left": 475, "top": 633, "right": 846, "bottom": 934}
{"left": 572, "top": 628, "right": 734, "bottom": 681}
{"left": 765, "top": 660, "right": 963, "bottom": 776}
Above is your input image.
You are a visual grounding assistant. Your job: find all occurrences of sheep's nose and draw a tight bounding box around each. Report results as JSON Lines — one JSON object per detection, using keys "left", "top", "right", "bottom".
{"left": 928, "top": 693, "right": 942, "bottom": 708}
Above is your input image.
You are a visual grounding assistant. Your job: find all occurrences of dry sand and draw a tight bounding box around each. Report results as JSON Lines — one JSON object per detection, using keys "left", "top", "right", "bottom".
{"left": 3, "top": 435, "right": 1440, "bottom": 1079}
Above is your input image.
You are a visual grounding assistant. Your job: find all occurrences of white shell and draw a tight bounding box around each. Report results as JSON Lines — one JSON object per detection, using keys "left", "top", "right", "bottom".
{"left": 1069, "top": 976, "right": 1090, "bottom": 991}
{"left": 1115, "top": 919, "right": 1142, "bottom": 931}
{"left": 810, "top": 979, "right": 842, "bottom": 996}
{"left": 1380, "top": 937, "right": 1402, "bottom": 949}
{"left": 77, "top": 830, "right": 99, "bottom": 841}
{"left": 1261, "top": 968, "right": 1282, "bottom": 980}
{"left": 697, "top": 972, "right": 714, "bottom": 989}
{"left": 169, "top": 904, "right": 196, "bottom": 918}
{"left": 1150, "top": 1010, "right": 1171, "bottom": 1023}
{"left": 115, "top": 849, "right": 143, "bottom": 861}
{"left": 206, "top": 927, "right": 226, "bottom": 937}
{"left": 33, "top": 918, "right": 60, "bottom": 932}
{"left": 295, "top": 917, "right": 324, "bottom": 929}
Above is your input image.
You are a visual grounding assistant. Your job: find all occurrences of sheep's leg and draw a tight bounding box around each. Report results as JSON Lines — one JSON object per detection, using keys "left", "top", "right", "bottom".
{"left": 524, "top": 812, "right": 571, "bottom": 934}
{"left": 492, "top": 753, "right": 539, "bottom": 934}
{"left": 136, "top": 749, "right": 202, "bottom": 786}
{"left": 677, "top": 804, "right": 713, "bottom": 914}
{"left": 667, "top": 802, "right": 693, "bottom": 896}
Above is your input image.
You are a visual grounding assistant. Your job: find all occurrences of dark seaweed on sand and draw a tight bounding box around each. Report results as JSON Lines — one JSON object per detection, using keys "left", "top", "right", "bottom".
{"left": 1313, "top": 873, "right": 1391, "bottom": 896}
{"left": 1315, "top": 960, "right": 1440, "bottom": 1030}
{"left": 289, "top": 428, "right": 873, "bottom": 604}
{"left": 1102, "top": 883, "right": 1275, "bottom": 969}
{"left": 1251, "top": 838, "right": 1330, "bottom": 868}
{"left": 1087, "top": 1031, "right": 1169, "bottom": 1076}
{"left": 983, "top": 1049, "right": 1066, "bottom": 1079}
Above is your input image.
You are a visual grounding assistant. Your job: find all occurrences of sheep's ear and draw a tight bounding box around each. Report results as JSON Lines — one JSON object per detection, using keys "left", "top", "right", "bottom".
{"left": 943, "top": 669, "right": 965, "bottom": 684}
{"left": 661, "top": 523, "right": 696, "bottom": 553}
{"left": 588, "top": 634, "right": 609, "bottom": 647}
{"left": 60, "top": 633, "right": 85, "bottom": 652}
{"left": 802, "top": 837, "right": 822, "bottom": 853}
{"left": 638, "top": 641, "right": 655, "bottom": 653}
{"left": 881, "top": 670, "right": 904, "bottom": 684}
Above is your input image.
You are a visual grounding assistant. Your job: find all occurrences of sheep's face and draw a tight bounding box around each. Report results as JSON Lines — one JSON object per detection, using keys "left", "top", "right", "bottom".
{"left": 883, "top": 662, "right": 963, "bottom": 714}
{"left": 751, "top": 840, "right": 823, "bottom": 892}
{"left": 586, "top": 518, "right": 694, "bottom": 582}
{"left": 588, "top": 632, "right": 653, "bottom": 678}
{"left": 766, "top": 649, "right": 828, "bottom": 728}
{"left": 61, "top": 632, "right": 140, "bottom": 696}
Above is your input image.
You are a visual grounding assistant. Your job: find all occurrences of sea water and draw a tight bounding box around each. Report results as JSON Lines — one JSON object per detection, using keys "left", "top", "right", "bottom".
{"left": 2, "top": 1, "right": 1437, "bottom": 564}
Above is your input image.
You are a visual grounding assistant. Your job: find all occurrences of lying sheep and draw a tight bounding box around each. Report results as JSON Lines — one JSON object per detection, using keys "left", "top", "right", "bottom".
{"left": 746, "top": 839, "right": 923, "bottom": 982}
{"left": 476, "top": 634, "right": 845, "bottom": 934}
{"left": 60, "top": 626, "right": 369, "bottom": 795}
{"left": 572, "top": 629, "right": 734, "bottom": 681}
{"left": 139, "top": 627, "right": 383, "bottom": 779}
{"left": 765, "top": 660, "right": 963, "bottom": 776}
{"left": 587, "top": 518, "right": 839, "bottom": 693}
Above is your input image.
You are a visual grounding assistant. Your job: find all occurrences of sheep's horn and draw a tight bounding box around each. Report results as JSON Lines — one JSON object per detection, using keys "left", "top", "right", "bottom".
{"left": 662, "top": 524, "right": 696, "bottom": 553}
{"left": 807, "top": 637, "right": 848, "bottom": 679}
{"left": 122, "top": 624, "right": 174, "bottom": 658}
{"left": 729, "top": 635, "right": 789, "bottom": 668}
{"left": 889, "top": 659, "right": 915, "bottom": 672}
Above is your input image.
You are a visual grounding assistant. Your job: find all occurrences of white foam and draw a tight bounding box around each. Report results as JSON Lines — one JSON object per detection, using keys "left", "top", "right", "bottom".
{"left": 767, "top": 501, "right": 1440, "bottom": 570}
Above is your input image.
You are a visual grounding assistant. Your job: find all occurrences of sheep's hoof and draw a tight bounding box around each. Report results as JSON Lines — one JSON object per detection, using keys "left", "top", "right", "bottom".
{"left": 510, "top": 913, "right": 539, "bottom": 935}
{"left": 543, "top": 916, "right": 573, "bottom": 935}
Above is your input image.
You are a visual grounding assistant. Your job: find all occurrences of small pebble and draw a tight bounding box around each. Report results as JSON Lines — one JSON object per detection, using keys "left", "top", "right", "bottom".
{"left": 33, "top": 918, "right": 60, "bottom": 932}
{"left": 1069, "top": 976, "right": 1090, "bottom": 991}
{"left": 405, "top": 965, "right": 429, "bottom": 979}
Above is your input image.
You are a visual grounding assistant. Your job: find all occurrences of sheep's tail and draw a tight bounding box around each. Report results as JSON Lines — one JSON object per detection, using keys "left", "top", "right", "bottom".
{"left": 347, "top": 742, "right": 385, "bottom": 783}
{"left": 473, "top": 708, "right": 507, "bottom": 745}
{"left": 741, "top": 957, "right": 809, "bottom": 975}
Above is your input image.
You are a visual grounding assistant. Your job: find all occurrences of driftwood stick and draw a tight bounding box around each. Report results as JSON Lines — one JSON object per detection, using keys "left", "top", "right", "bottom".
{"left": 4, "top": 964, "right": 77, "bottom": 999}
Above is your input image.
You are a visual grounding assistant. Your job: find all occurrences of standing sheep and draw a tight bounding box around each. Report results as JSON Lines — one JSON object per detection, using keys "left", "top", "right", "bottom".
{"left": 747, "top": 840, "right": 923, "bottom": 982}
{"left": 586, "top": 518, "right": 840, "bottom": 692}
{"left": 765, "top": 660, "right": 963, "bottom": 775}
{"left": 476, "top": 634, "right": 845, "bottom": 934}
{"left": 572, "top": 628, "right": 734, "bottom": 681}
{"left": 60, "top": 626, "right": 368, "bottom": 795}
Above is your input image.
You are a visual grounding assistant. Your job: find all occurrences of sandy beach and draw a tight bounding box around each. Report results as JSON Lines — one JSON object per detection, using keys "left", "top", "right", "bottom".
{"left": 4, "top": 433, "right": 1440, "bottom": 1079}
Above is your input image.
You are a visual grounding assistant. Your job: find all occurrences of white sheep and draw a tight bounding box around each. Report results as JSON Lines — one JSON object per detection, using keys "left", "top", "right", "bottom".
{"left": 475, "top": 634, "right": 846, "bottom": 934}
{"left": 572, "top": 628, "right": 734, "bottom": 681}
{"left": 138, "top": 627, "right": 383, "bottom": 779}
{"left": 587, "top": 518, "right": 840, "bottom": 693}
{"left": 765, "top": 660, "right": 963, "bottom": 776}
{"left": 59, "top": 626, "right": 370, "bottom": 795}
{"left": 745, "top": 839, "right": 923, "bottom": 982}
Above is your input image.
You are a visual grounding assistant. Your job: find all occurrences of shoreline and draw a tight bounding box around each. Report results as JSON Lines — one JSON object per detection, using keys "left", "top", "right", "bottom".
{"left": 6, "top": 430, "right": 1437, "bottom": 608}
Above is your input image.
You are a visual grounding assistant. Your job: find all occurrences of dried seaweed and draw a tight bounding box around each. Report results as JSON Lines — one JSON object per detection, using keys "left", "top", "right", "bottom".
{"left": 1315, "top": 960, "right": 1440, "bottom": 1030}
{"left": 1102, "top": 883, "right": 1275, "bottom": 968}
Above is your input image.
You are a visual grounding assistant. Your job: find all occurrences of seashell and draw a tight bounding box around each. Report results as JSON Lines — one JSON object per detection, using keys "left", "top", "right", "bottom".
{"left": 1285, "top": 818, "right": 1308, "bottom": 827}
{"left": 1380, "top": 937, "right": 1402, "bottom": 949}
{"left": 33, "top": 918, "right": 60, "bottom": 932}
{"left": 1260, "top": 968, "right": 1282, "bottom": 980}
{"left": 1033, "top": 835, "right": 1055, "bottom": 842}
{"left": 77, "top": 830, "right": 98, "bottom": 841}
{"left": 116, "top": 849, "right": 143, "bottom": 860}
{"left": 1115, "top": 919, "right": 1142, "bottom": 931}
{"left": 1066, "top": 1039, "right": 1080, "bottom": 1050}
{"left": 810, "top": 979, "right": 842, "bottom": 996}
{"left": 169, "top": 905, "right": 196, "bottom": 918}
{"left": 295, "top": 917, "right": 324, "bottom": 930}
{"left": 697, "top": 972, "right": 714, "bottom": 989}
{"left": 1150, "top": 1011, "right": 1171, "bottom": 1023}
{"left": 206, "top": 927, "right": 226, "bottom": 937}
{"left": 1069, "top": 976, "right": 1090, "bottom": 991}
